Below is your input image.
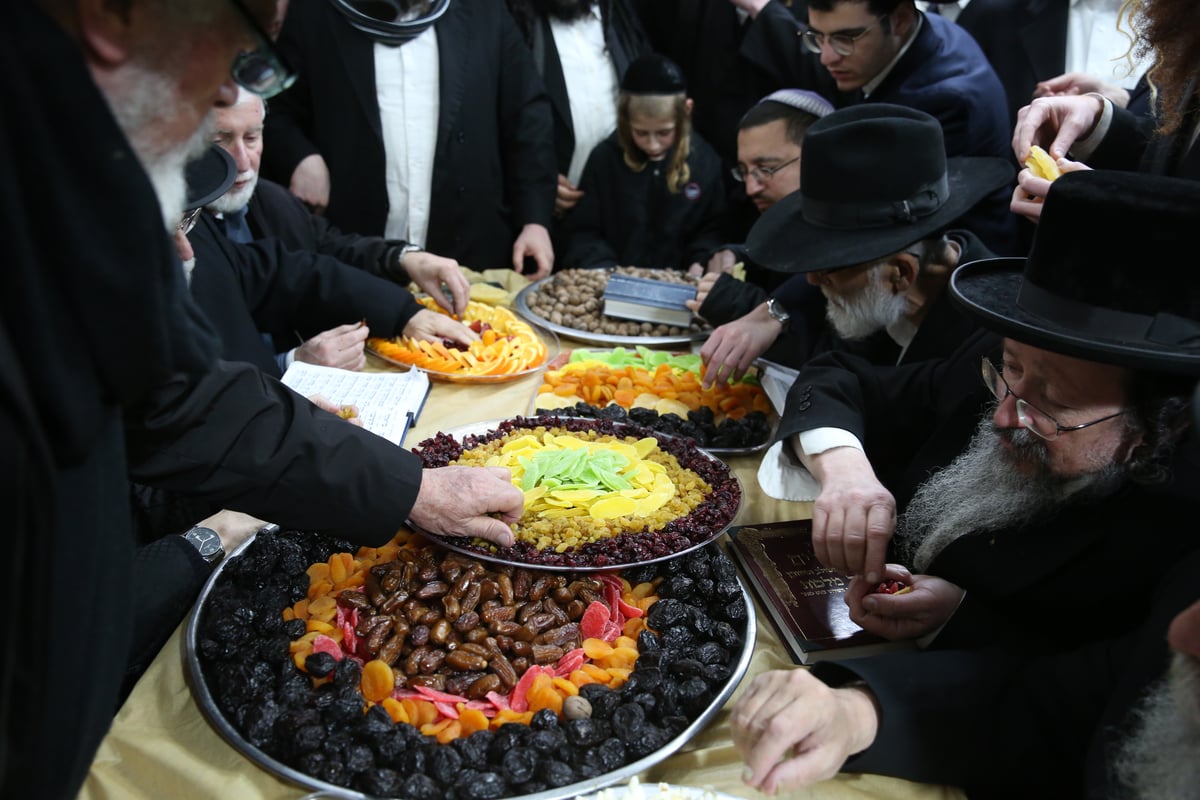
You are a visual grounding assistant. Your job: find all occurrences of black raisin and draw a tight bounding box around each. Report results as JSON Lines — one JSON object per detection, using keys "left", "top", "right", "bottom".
{"left": 358, "top": 767, "right": 403, "bottom": 795}
{"left": 402, "top": 773, "right": 441, "bottom": 800}
{"left": 429, "top": 743, "right": 464, "bottom": 783}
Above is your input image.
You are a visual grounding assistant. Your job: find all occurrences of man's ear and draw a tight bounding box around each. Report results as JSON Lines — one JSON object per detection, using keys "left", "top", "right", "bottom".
{"left": 685, "top": 97, "right": 695, "bottom": 117}
{"left": 77, "top": 0, "right": 137, "bottom": 65}
{"left": 890, "top": 252, "right": 919, "bottom": 293}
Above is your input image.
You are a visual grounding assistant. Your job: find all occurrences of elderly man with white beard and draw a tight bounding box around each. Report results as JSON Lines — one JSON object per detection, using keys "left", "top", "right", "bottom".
{"left": 1, "top": 1, "right": 525, "bottom": 795}
{"left": 728, "top": 168, "right": 1200, "bottom": 799}
{"left": 209, "top": 88, "right": 472, "bottom": 317}
{"left": 691, "top": 103, "right": 1013, "bottom": 389}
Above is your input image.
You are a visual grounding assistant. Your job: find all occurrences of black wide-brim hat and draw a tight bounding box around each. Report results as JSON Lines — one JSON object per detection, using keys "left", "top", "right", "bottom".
{"left": 744, "top": 103, "right": 1014, "bottom": 273}
{"left": 185, "top": 145, "right": 236, "bottom": 211}
{"left": 951, "top": 169, "right": 1200, "bottom": 375}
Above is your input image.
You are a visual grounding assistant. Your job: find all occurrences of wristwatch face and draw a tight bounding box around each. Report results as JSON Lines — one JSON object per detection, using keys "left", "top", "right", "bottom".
{"left": 185, "top": 527, "right": 224, "bottom": 562}
{"left": 767, "top": 297, "right": 791, "bottom": 323}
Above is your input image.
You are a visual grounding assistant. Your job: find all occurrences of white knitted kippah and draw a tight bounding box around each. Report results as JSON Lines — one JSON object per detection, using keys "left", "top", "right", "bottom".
{"left": 758, "top": 89, "right": 834, "bottom": 119}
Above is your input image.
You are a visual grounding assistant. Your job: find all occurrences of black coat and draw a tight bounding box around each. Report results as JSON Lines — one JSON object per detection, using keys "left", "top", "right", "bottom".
{"left": 189, "top": 213, "right": 423, "bottom": 377}
{"left": 263, "top": 0, "right": 557, "bottom": 270}
{"left": 561, "top": 132, "right": 727, "bottom": 270}
{"left": 2, "top": 8, "right": 426, "bottom": 795}
{"left": 247, "top": 177, "right": 406, "bottom": 281}
{"left": 778, "top": 335, "right": 1200, "bottom": 798}
{"left": 1089, "top": 81, "right": 1200, "bottom": 179}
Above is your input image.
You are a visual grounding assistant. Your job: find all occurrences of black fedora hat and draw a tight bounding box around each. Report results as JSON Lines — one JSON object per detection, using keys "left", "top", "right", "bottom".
{"left": 185, "top": 145, "right": 236, "bottom": 211}
{"left": 951, "top": 169, "right": 1200, "bottom": 375}
{"left": 743, "top": 104, "right": 1014, "bottom": 273}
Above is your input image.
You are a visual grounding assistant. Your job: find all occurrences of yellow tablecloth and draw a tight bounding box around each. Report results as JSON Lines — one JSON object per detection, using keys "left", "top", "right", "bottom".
{"left": 82, "top": 282, "right": 965, "bottom": 800}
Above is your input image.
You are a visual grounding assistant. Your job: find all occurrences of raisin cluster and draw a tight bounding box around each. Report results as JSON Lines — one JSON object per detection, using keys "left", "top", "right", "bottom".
{"left": 195, "top": 533, "right": 748, "bottom": 798}
{"left": 549, "top": 403, "right": 773, "bottom": 451}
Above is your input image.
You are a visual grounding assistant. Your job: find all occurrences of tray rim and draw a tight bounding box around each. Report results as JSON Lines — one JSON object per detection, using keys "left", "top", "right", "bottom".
{"left": 184, "top": 533, "right": 757, "bottom": 800}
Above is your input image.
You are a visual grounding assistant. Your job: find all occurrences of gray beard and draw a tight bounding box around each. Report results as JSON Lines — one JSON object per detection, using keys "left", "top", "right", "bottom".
{"left": 823, "top": 270, "right": 908, "bottom": 341}
{"left": 1114, "top": 652, "right": 1200, "bottom": 799}
{"left": 207, "top": 171, "right": 259, "bottom": 215}
{"left": 108, "top": 63, "right": 215, "bottom": 231}
{"left": 895, "top": 414, "right": 1126, "bottom": 572}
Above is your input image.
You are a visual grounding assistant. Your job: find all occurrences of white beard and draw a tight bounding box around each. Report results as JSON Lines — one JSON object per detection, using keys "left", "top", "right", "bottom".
{"left": 823, "top": 267, "right": 909, "bottom": 341}
{"left": 1115, "top": 652, "right": 1200, "bottom": 799}
{"left": 107, "top": 62, "right": 215, "bottom": 231}
{"left": 895, "top": 414, "right": 1126, "bottom": 571}
{"left": 207, "top": 170, "right": 259, "bottom": 215}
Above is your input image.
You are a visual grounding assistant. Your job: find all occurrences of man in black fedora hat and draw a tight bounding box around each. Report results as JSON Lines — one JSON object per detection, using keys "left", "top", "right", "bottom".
{"left": 728, "top": 168, "right": 1200, "bottom": 797}
{"left": 693, "top": 103, "right": 1013, "bottom": 388}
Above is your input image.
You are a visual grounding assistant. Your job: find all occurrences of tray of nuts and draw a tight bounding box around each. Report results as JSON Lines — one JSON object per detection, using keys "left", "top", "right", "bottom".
{"left": 411, "top": 416, "right": 742, "bottom": 571}
{"left": 186, "top": 528, "right": 755, "bottom": 800}
{"left": 514, "top": 268, "right": 711, "bottom": 347}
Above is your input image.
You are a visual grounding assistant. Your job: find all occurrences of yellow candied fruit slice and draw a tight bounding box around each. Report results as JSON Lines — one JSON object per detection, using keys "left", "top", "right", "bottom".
{"left": 1025, "top": 145, "right": 1061, "bottom": 182}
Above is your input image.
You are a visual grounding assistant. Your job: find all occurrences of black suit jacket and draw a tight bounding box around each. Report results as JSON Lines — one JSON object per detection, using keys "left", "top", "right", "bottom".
{"left": 189, "top": 213, "right": 423, "bottom": 377}
{"left": 247, "top": 178, "right": 404, "bottom": 281}
{"left": 264, "top": 0, "right": 557, "bottom": 269}
{"left": 779, "top": 335, "right": 1200, "bottom": 797}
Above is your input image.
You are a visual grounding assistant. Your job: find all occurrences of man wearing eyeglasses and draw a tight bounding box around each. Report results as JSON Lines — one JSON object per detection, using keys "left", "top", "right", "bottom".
{"left": 732, "top": 0, "right": 1018, "bottom": 254}
{"left": 730, "top": 169, "right": 1200, "bottom": 795}
{"left": 1, "top": 1, "right": 526, "bottom": 795}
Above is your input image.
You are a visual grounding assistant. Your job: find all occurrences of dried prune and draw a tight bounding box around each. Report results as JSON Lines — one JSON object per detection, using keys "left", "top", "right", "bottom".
{"left": 578, "top": 684, "right": 619, "bottom": 719}
{"left": 303, "top": 651, "right": 338, "bottom": 679}
{"left": 402, "top": 773, "right": 441, "bottom": 800}
{"left": 542, "top": 759, "right": 575, "bottom": 787}
{"left": 711, "top": 620, "right": 741, "bottom": 649}
{"left": 530, "top": 708, "right": 560, "bottom": 731}
{"left": 661, "top": 574, "right": 695, "bottom": 599}
{"left": 292, "top": 724, "right": 325, "bottom": 754}
{"left": 500, "top": 747, "right": 538, "bottom": 784}
{"left": 564, "top": 718, "right": 606, "bottom": 747}
{"left": 720, "top": 596, "right": 748, "bottom": 622}
{"left": 525, "top": 727, "right": 566, "bottom": 755}
{"left": 282, "top": 618, "right": 308, "bottom": 639}
{"left": 611, "top": 702, "right": 646, "bottom": 738}
{"left": 646, "top": 598, "right": 687, "bottom": 629}
{"left": 452, "top": 732, "right": 491, "bottom": 770}
{"left": 661, "top": 624, "right": 695, "bottom": 649}
{"left": 693, "top": 642, "right": 729, "bottom": 665}
{"left": 345, "top": 742, "right": 375, "bottom": 773}
{"left": 636, "top": 629, "right": 661, "bottom": 652}
{"left": 622, "top": 666, "right": 662, "bottom": 694}
{"left": 429, "top": 745, "right": 463, "bottom": 784}
{"left": 457, "top": 772, "right": 507, "bottom": 800}
{"left": 358, "top": 768, "right": 403, "bottom": 795}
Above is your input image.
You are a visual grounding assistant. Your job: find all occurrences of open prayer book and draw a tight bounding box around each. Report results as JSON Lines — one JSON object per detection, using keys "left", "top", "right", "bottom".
{"left": 280, "top": 361, "right": 430, "bottom": 446}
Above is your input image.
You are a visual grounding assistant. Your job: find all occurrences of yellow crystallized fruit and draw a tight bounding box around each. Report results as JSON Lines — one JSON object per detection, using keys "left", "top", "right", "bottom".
{"left": 1025, "top": 145, "right": 1061, "bottom": 182}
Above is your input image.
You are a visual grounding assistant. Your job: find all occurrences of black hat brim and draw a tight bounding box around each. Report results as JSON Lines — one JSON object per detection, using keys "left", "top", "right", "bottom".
{"left": 185, "top": 146, "right": 237, "bottom": 211}
{"left": 744, "top": 155, "right": 1014, "bottom": 273}
{"left": 951, "top": 257, "right": 1200, "bottom": 375}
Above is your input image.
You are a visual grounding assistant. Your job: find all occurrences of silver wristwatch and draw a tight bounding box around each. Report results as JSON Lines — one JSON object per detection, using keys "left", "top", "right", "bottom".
{"left": 766, "top": 296, "right": 791, "bottom": 325}
{"left": 182, "top": 525, "right": 225, "bottom": 564}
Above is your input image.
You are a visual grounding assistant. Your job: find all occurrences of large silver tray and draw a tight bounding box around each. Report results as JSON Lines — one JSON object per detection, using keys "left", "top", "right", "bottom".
{"left": 514, "top": 278, "right": 708, "bottom": 348}
{"left": 184, "top": 533, "right": 757, "bottom": 800}
{"left": 412, "top": 417, "right": 743, "bottom": 571}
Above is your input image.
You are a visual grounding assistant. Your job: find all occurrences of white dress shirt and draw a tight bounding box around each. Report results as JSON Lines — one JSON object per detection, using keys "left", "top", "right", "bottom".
{"left": 375, "top": 27, "right": 440, "bottom": 245}
{"left": 1066, "top": 0, "right": 1151, "bottom": 88}
{"left": 549, "top": 6, "right": 619, "bottom": 185}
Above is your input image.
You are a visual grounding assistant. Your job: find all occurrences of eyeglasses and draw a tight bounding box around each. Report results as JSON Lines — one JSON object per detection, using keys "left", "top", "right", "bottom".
{"left": 226, "top": 0, "right": 297, "bottom": 99}
{"left": 981, "top": 358, "right": 1127, "bottom": 441}
{"left": 178, "top": 207, "right": 203, "bottom": 235}
{"left": 731, "top": 155, "right": 800, "bottom": 184}
{"left": 798, "top": 16, "right": 887, "bottom": 56}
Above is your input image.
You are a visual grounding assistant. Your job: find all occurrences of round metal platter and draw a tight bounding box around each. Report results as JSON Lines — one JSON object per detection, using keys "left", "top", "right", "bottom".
{"left": 184, "top": 534, "right": 757, "bottom": 800}
{"left": 410, "top": 417, "right": 743, "bottom": 572}
{"left": 514, "top": 278, "right": 708, "bottom": 348}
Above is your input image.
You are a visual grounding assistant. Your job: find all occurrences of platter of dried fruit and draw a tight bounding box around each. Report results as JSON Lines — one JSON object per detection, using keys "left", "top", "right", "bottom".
{"left": 529, "top": 348, "right": 776, "bottom": 455}
{"left": 368, "top": 299, "right": 558, "bottom": 384}
{"left": 411, "top": 416, "right": 742, "bottom": 571}
{"left": 186, "top": 527, "right": 755, "bottom": 800}
{"left": 514, "top": 268, "right": 710, "bottom": 347}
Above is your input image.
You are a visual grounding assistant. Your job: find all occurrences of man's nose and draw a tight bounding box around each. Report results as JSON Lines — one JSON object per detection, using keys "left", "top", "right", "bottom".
{"left": 819, "top": 42, "right": 842, "bottom": 66}
{"left": 745, "top": 174, "right": 766, "bottom": 195}
{"left": 1168, "top": 599, "right": 1200, "bottom": 659}
{"left": 991, "top": 391, "right": 1022, "bottom": 429}
{"left": 228, "top": 141, "right": 251, "bottom": 172}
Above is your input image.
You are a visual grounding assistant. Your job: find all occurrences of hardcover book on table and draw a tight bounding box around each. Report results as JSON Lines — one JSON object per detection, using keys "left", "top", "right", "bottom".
{"left": 726, "top": 520, "right": 917, "bottom": 664}
{"left": 601, "top": 274, "right": 696, "bottom": 328}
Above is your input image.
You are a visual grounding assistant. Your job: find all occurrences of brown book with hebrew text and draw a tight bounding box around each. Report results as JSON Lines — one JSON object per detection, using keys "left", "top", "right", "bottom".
{"left": 726, "top": 520, "right": 917, "bottom": 664}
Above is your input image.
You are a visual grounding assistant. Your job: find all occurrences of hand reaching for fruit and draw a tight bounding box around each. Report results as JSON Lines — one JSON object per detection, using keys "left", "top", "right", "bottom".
{"left": 1011, "top": 146, "right": 1091, "bottom": 224}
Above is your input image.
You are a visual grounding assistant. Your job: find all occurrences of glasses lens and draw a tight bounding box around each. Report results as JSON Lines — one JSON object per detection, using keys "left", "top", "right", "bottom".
{"left": 1015, "top": 400, "right": 1056, "bottom": 440}
{"left": 730, "top": 167, "right": 746, "bottom": 183}
{"left": 981, "top": 360, "right": 1003, "bottom": 400}
{"left": 179, "top": 207, "right": 202, "bottom": 234}
{"left": 829, "top": 35, "right": 854, "bottom": 56}
{"left": 232, "top": 51, "right": 297, "bottom": 99}
{"left": 799, "top": 31, "right": 822, "bottom": 54}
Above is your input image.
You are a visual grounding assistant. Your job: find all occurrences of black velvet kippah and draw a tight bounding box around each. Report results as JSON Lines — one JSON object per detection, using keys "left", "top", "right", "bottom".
{"left": 621, "top": 53, "right": 686, "bottom": 95}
